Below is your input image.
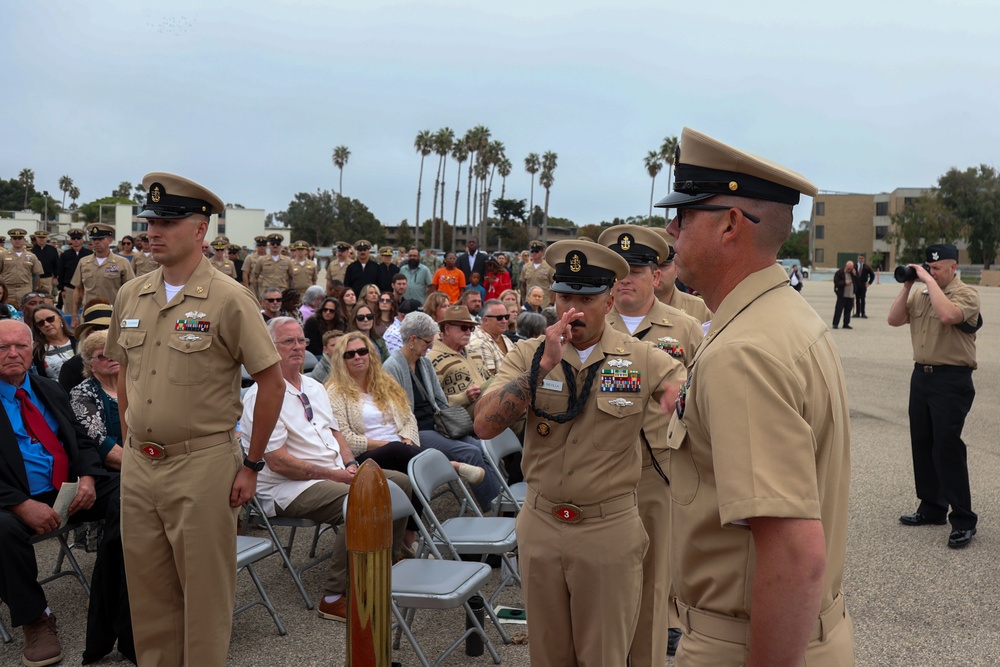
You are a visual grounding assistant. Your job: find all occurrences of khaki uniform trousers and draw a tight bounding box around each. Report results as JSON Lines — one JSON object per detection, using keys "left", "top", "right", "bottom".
{"left": 277, "top": 469, "right": 411, "bottom": 596}
{"left": 121, "top": 437, "right": 242, "bottom": 667}
{"left": 630, "top": 456, "right": 671, "bottom": 667}
{"left": 38, "top": 276, "right": 54, "bottom": 296}
{"left": 517, "top": 495, "right": 648, "bottom": 667}
{"left": 674, "top": 595, "right": 854, "bottom": 666}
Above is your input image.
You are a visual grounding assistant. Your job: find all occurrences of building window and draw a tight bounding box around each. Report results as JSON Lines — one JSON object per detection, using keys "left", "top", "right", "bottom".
{"left": 904, "top": 197, "right": 917, "bottom": 208}
{"left": 815, "top": 202, "right": 825, "bottom": 216}
{"left": 132, "top": 221, "right": 148, "bottom": 233}
{"left": 875, "top": 202, "right": 889, "bottom": 216}
{"left": 875, "top": 225, "right": 888, "bottom": 240}
{"left": 815, "top": 249, "right": 825, "bottom": 263}
{"left": 218, "top": 223, "right": 226, "bottom": 234}
{"left": 815, "top": 225, "right": 825, "bottom": 240}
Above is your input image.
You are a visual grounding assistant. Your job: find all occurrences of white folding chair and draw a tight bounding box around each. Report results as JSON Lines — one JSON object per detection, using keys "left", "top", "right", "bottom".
{"left": 234, "top": 535, "right": 286, "bottom": 636}
{"left": 480, "top": 429, "right": 527, "bottom": 515}
{"left": 344, "top": 481, "right": 508, "bottom": 666}
{"left": 408, "top": 449, "right": 521, "bottom": 607}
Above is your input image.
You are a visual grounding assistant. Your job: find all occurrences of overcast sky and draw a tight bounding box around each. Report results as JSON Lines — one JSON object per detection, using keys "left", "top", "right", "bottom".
{"left": 3, "top": 0, "right": 998, "bottom": 229}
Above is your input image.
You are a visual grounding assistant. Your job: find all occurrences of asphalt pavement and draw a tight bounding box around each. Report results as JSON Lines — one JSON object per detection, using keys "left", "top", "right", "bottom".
{"left": 4, "top": 276, "right": 1000, "bottom": 666}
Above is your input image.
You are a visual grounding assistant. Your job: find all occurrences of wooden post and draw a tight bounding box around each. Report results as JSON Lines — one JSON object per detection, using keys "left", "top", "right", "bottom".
{"left": 345, "top": 460, "right": 393, "bottom": 667}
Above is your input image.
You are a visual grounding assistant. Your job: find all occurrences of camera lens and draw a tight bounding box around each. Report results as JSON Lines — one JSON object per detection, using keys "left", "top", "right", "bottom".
{"left": 894, "top": 265, "right": 917, "bottom": 283}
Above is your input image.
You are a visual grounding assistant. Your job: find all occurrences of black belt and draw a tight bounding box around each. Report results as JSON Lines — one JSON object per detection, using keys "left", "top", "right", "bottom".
{"left": 914, "top": 363, "right": 973, "bottom": 374}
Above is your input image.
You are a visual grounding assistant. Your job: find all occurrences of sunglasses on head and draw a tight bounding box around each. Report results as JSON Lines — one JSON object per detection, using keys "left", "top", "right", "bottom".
{"left": 24, "top": 292, "right": 47, "bottom": 300}
{"left": 35, "top": 315, "right": 58, "bottom": 325}
{"left": 355, "top": 313, "right": 375, "bottom": 321}
{"left": 342, "top": 347, "right": 370, "bottom": 359}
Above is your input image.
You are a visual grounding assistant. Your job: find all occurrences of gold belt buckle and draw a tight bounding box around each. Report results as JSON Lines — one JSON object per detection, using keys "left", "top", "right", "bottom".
{"left": 139, "top": 442, "right": 166, "bottom": 460}
{"left": 552, "top": 503, "right": 583, "bottom": 523}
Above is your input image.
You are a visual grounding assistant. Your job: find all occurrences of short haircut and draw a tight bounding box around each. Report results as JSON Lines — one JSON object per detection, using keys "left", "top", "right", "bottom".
{"left": 400, "top": 311, "right": 440, "bottom": 342}
{"left": 322, "top": 329, "right": 345, "bottom": 346}
{"left": 482, "top": 299, "right": 505, "bottom": 314}
{"left": 302, "top": 285, "right": 326, "bottom": 307}
{"left": 392, "top": 273, "right": 407, "bottom": 284}
{"left": 517, "top": 312, "right": 547, "bottom": 339}
{"left": 266, "top": 316, "right": 300, "bottom": 341}
{"left": 541, "top": 305, "right": 557, "bottom": 326}
{"left": 262, "top": 287, "right": 282, "bottom": 299}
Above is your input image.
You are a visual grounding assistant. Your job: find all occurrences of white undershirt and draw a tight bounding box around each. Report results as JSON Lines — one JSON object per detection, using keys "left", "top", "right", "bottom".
{"left": 164, "top": 281, "right": 184, "bottom": 303}
{"left": 95, "top": 256, "right": 106, "bottom": 266}
{"left": 619, "top": 314, "right": 645, "bottom": 335}
{"left": 361, "top": 394, "right": 399, "bottom": 442}
{"left": 575, "top": 343, "right": 597, "bottom": 364}
{"left": 532, "top": 262, "right": 542, "bottom": 269}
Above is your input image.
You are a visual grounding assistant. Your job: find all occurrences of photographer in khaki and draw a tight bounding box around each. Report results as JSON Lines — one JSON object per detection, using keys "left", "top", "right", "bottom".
{"left": 888, "top": 244, "right": 980, "bottom": 549}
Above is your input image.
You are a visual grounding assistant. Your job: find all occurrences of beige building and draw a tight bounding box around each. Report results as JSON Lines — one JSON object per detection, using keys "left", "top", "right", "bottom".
{"left": 808, "top": 187, "right": 970, "bottom": 270}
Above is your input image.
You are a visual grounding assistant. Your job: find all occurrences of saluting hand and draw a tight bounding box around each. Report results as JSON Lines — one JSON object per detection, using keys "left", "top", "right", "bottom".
{"left": 539, "top": 307, "right": 577, "bottom": 375}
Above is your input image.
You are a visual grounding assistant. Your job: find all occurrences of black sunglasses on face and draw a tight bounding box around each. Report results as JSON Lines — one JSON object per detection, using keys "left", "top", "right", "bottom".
{"left": 674, "top": 205, "right": 760, "bottom": 229}
{"left": 484, "top": 313, "right": 510, "bottom": 321}
{"left": 451, "top": 324, "right": 475, "bottom": 332}
{"left": 321, "top": 308, "right": 338, "bottom": 313}
{"left": 355, "top": 313, "right": 375, "bottom": 321}
{"left": 264, "top": 297, "right": 282, "bottom": 302}
{"left": 342, "top": 347, "right": 370, "bottom": 359}
{"left": 378, "top": 297, "right": 392, "bottom": 303}
{"left": 35, "top": 315, "right": 58, "bottom": 325}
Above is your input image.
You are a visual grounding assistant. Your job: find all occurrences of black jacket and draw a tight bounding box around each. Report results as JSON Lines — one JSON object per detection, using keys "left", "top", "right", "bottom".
{"left": 57, "top": 247, "right": 94, "bottom": 290}
{"left": 854, "top": 263, "right": 875, "bottom": 291}
{"left": 457, "top": 251, "right": 487, "bottom": 283}
{"left": 344, "top": 260, "right": 381, "bottom": 296}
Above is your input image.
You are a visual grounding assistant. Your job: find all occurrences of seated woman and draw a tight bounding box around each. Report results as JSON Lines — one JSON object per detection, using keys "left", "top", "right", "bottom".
{"left": 359, "top": 283, "right": 381, "bottom": 313}
{"left": 299, "top": 285, "right": 327, "bottom": 321}
{"left": 325, "top": 331, "right": 484, "bottom": 484}
{"left": 483, "top": 257, "right": 512, "bottom": 301}
{"left": 0, "top": 281, "right": 22, "bottom": 320}
{"left": 279, "top": 288, "right": 302, "bottom": 322}
{"left": 338, "top": 287, "right": 357, "bottom": 320}
{"left": 521, "top": 285, "right": 546, "bottom": 313}
{"left": 30, "top": 304, "right": 76, "bottom": 379}
{"left": 422, "top": 291, "right": 451, "bottom": 324}
{"left": 304, "top": 297, "right": 347, "bottom": 356}
{"left": 374, "top": 291, "right": 397, "bottom": 339}
{"left": 384, "top": 312, "right": 501, "bottom": 511}
{"left": 349, "top": 301, "right": 389, "bottom": 361}
{"left": 69, "top": 330, "right": 123, "bottom": 471}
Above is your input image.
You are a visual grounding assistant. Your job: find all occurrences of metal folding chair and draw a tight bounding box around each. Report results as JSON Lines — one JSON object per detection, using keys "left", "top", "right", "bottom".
{"left": 242, "top": 496, "right": 332, "bottom": 610}
{"left": 234, "top": 535, "right": 286, "bottom": 636}
{"left": 480, "top": 429, "right": 527, "bottom": 515}
{"left": 408, "top": 449, "right": 521, "bottom": 607}
{"left": 344, "top": 480, "right": 508, "bottom": 666}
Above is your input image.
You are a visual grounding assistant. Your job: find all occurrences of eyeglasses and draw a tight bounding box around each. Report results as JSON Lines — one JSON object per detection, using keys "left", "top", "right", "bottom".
{"left": 342, "top": 347, "right": 370, "bottom": 359}
{"left": 530, "top": 248, "right": 543, "bottom": 253}
{"left": 35, "top": 315, "right": 58, "bottom": 326}
{"left": 276, "top": 337, "right": 309, "bottom": 346}
{"left": 450, "top": 324, "right": 475, "bottom": 332}
{"left": 321, "top": 308, "right": 338, "bottom": 313}
{"left": 355, "top": 313, "right": 375, "bottom": 321}
{"left": 298, "top": 392, "right": 313, "bottom": 421}
{"left": 674, "top": 205, "right": 760, "bottom": 229}
{"left": 483, "top": 313, "right": 511, "bottom": 321}
{"left": 378, "top": 297, "right": 393, "bottom": 303}
{"left": 94, "top": 354, "right": 112, "bottom": 362}
{"left": 121, "top": 241, "right": 132, "bottom": 246}
{"left": 418, "top": 337, "right": 435, "bottom": 346}
{"left": 264, "top": 297, "right": 282, "bottom": 302}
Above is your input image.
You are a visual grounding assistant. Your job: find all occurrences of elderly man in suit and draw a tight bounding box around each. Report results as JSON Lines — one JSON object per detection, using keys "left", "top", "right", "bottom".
{"left": 0, "top": 319, "right": 120, "bottom": 667}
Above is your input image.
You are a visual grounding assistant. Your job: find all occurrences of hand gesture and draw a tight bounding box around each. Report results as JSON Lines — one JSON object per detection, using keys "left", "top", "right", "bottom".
{"left": 539, "top": 308, "right": 578, "bottom": 375}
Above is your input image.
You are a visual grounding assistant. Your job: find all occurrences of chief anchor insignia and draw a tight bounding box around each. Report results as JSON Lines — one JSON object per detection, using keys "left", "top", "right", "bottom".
{"left": 620, "top": 234, "right": 632, "bottom": 251}
{"left": 150, "top": 184, "right": 162, "bottom": 203}
{"left": 569, "top": 253, "right": 582, "bottom": 273}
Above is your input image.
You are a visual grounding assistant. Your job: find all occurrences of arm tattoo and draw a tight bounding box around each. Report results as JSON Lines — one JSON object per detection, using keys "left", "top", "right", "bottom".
{"left": 480, "top": 370, "right": 532, "bottom": 429}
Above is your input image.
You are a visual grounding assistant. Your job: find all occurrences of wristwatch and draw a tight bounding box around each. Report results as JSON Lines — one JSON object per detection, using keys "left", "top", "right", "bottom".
{"left": 243, "top": 456, "right": 265, "bottom": 472}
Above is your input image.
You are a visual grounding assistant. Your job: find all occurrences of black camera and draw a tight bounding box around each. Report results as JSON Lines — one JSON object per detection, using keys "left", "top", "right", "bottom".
{"left": 894, "top": 263, "right": 929, "bottom": 283}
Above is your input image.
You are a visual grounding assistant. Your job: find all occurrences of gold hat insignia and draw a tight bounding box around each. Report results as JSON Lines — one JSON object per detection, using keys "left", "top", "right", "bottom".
{"left": 620, "top": 235, "right": 631, "bottom": 251}
{"left": 729, "top": 181, "right": 738, "bottom": 191}
{"left": 569, "top": 253, "right": 582, "bottom": 273}
{"left": 150, "top": 185, "right": 161, "bottom": 203}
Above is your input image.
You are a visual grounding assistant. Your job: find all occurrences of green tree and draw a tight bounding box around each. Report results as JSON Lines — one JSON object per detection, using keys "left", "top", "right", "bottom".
{"left": 886, "top": 193, "right": 964, "bottom": 264}
{"left": 77, "top": 196, "right": 134, "bottom": 223}
{"left": 451, "top": 142, "right": 469, "bottom": 238}
{"left": 419, "top": 218, "right": 455, "bottom": 251}
{"left": 332, "top": 145, "right": 351, "bottom": 196}
{"left": 413, "top": 130, "right": 432, "bottom": 241}
{"left": 112, "top": 181, "right": 132, "bottom": 199}
{"left": 19, "top": 168, "right": 35, "bottom": 209}
{"left": 644, "top": 150, "right": 663, "bottom": 218}
{"left": 133, "top": 183, "right": 146, "bottom": 204}
{"left": 578, "top": 224, "right": 604, "bottom": 240}
{"left": 937, "top": 165, "right": 1000, "bottom": 268}
{"left": 524, "top": 153, "right": 540, "bottom": 240}
{"left": 497, "top": 157, "right": 512, "bottom": 199}
{"left": 464, "top": 125, "right": 491, "bottom": 237}
{"left": 778, "top": 228, "right": 811, "bottom": 265}
{"left": 284, "top": 190, "right": 383, "bottom": 248}
{"left": 659, "top": 135, "right": 678, "bottom": 194}
{"left": 58, "top": 175, "right": 74, "bottom": 208}
{"left": 68, "top": 185, "right": 80, "bottom": 210}
{"left": 431, "top": 127, "right": 455, "bottom": 250}
{"left": 540, "top": 151, "right": 558, "bottom": 242}
{"left": 395, "top": 219, "right": 414, "bottom": 249}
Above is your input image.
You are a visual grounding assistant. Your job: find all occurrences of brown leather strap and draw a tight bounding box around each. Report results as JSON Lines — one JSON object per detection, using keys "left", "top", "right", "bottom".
{"left": 526, "top": 488, "right": 637, "bottom": 521}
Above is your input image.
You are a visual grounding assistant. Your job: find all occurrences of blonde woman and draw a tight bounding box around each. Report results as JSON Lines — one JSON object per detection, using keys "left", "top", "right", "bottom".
{"left": 422, "top": 291, "right": 451, "bottom": 323}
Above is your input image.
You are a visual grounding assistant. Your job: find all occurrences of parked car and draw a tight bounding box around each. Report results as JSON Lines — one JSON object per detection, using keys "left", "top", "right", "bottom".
{"left": 778, "top": 258, "right": 810, "bottom": 279}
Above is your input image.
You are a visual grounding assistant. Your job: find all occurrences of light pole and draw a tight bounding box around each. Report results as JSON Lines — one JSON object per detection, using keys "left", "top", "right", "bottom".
{"left": 42, "top": 190, "right": 49, "bottom": 234}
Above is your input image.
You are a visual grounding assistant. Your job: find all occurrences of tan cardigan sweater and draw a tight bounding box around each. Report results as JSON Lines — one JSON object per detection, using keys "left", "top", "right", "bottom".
{"left": 327, "top": 388, "right": 420, "bottom": 457}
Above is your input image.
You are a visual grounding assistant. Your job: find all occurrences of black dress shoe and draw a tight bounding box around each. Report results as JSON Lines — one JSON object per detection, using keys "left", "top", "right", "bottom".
{"left": 842, "top": 325, "right": 853, "bottom": 330}
{"left": 900, "top": 512, "right": 947, "bottom": 526}
{"left": 948, "top": 528, "right": 976, "bottom": 549}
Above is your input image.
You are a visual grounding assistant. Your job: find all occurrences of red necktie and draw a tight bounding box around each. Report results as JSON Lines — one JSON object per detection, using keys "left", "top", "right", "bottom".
{"left": 15, "top": 388, "right": 69, "bottom": 490}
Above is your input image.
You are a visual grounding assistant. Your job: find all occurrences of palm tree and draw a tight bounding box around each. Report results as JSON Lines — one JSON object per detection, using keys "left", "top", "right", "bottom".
{"left": 644, "top": 151, "right": 663, "bottom": 218}
{"left": 451, "top": 143, "right": 469, "bottom": 239}
{"left": 482, "top": 140, "right": 505, "bottom": 228}
{"left": 464, "top": 125, "right": 491, "bottom": 239}
{"left": 524, "top": 153, "right": 540, "bottom": 240}
{"left": 497, "top": 157, "right": 512, "bottom": 199}
{"left": 540, "top": 151, "right": 558, "bottom": 243}
{"left": 432, "top": 128, "right": 454, "bottom": 249}
{"left": 332, "top": 145, "right": 351, "bottom": 196}
{"left": 659, "top": 135, "right": 679, "bottom": 194}
{"left": 414, "top": 129, "right": 433, "bottom": 243}
{"left": 18, "top": 168, "right": 34, "bottom": 209}
{"left": 68, "top": 185, "right": 80, "bottom": 210}
{"left": 58, "top": 175, "right": 74, "bottom": 208}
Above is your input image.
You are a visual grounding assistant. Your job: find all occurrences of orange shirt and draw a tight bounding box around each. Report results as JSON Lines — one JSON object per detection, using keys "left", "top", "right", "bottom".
{"left": 432, "top": 266, "right": 466, "bottom": 303}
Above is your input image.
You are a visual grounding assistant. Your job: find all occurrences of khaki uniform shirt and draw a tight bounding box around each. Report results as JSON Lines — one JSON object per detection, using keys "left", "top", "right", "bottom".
{"left": 326, "top": 260, "right": 349, "bottom": 290}
{"left": 242, "top": 252, "right": 264, "bottom": 286}
{"left": 0, "top": 250, "right": 41, "bottom": 297}
{"left": 291, "top": 260, "right": 318, "bottom": 291}
{"left": 133, "top": 252, "right": 159, "bottom": 277}
{"left": 251, "top": 254, "right": 294, "bottom": 293}
{"left": 667, "top": 264, "right": 851, "bottom": 631}
{"left": 906, "top": 276, "right": 979, "bottom": 368}
{"left": 428, "top": 341, "right": 489, "bottom": 416}
{"left": 668, "top": 287, "right": 714, "bottom": 325}
{"left": 518, "top": 261, "right": 554, "bottom": 307}
{"left": 71, "top": 253, "right": 135, "bottom": 306}
{"left": 487, "top": 326, "right": 684, "bottom": 506}
{"left": 105, "top": 257, "right": 281, "bottom": 444}
{"left": 210, "top": 259, "right": 238, "bottom": 281}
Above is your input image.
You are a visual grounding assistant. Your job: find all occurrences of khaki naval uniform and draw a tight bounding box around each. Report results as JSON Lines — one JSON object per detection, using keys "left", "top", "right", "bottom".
{"left": 250, "top": 254, "right": 294, "bottom": 294}
{"left": 105, "top": 256, "right": 281, "bottom": 667}
{"left": 70, "top": 252, "right": 135, "bottom": 308}
{"left": 291, "top": 259, "right": 318, "bottom": 291}
{"left": 0, "top": 250, "right": 41, "bottom": 301}
{"left": 242, "top": 251, "right": 266, "bottom": 288}
{"left": 666, "top": 264, "right": 853, "bottom": 665}
{"left": 133, "top": 252, "right": 159, "bottom": 276}
{"left": 210, "top": 258, "right": 237, "bottom": 280}
{"left": 325, "top": 259, "right": 349, "bottom": 291}
{"left": 608, "top": 298, "right": 702, "bottom": 667}
{"left": 667, "top": 287, "right": 713, "bottom": 325}
{"left": 487, "top": 326, "right": 684, "bottom": 666}
{"left": 518, "top": 261, "right": 554, "bottom": 307}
